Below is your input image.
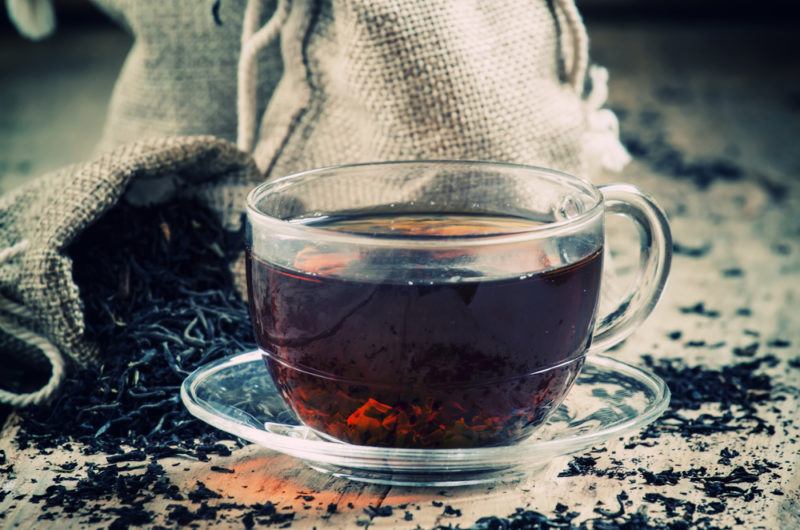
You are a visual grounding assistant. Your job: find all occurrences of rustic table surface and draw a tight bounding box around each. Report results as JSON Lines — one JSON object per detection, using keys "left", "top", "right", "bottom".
{"left": 1, "top": 19, "right": 799, "bottom": 530}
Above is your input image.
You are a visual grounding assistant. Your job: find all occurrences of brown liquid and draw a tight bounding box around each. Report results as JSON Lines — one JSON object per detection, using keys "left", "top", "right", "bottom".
{"left": 246, "top": 214, "right": 603, "bottom": 448}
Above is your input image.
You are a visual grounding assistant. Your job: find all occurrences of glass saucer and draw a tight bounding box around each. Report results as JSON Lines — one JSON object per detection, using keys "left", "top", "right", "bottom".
{"left": 181, "top": 351, "right": 669, "bottom": 487}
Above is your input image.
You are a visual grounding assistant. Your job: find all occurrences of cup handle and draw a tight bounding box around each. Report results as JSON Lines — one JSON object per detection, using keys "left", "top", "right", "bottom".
{"left": 588, "top": 184, "right": 673, "bottom": 354}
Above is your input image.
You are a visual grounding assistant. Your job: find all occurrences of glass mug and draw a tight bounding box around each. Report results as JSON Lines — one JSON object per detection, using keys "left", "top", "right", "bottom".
{"left": 245, "top": 161, "right": 671, "bottom": 449}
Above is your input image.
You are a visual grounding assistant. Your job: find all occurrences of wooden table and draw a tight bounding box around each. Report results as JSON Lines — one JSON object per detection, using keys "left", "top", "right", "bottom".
{"left": 2, "top": 20, "right": 799, "bottom": 529}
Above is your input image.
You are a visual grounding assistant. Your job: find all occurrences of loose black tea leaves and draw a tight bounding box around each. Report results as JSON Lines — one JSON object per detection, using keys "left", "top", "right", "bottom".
{"left": 363, "top": 504, "right": 394, "bottom": 518}
{"left": 640, "top": 355, "right": 775, "bottom": 422}
{"left": 10, "top": 199, "right": 300, "bottom": 526}
{"left": 18, "top": 199, "right": 253, "bottom": 456}
{"left": 620, "top": 355, "right": 779, "bottom": 449}
{"left": 672, "top": 242, "right": 712, "bottom": 258}
{"left": 558, "top": 455, "right": 598, "bottom": 477}
{"left": 545, "top": 349, "right": 788, "bottom": 529}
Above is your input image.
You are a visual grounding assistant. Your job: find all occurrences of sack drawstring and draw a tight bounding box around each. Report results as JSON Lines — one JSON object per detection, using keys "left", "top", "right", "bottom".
{"left": 237, "top": 0, "right": 291, "bottom": 153}
{"left": 0, "top": 239, "right": 66, "bottom": 407}
{"left": 554, "top": 0, "right": 589, "bottom": 94}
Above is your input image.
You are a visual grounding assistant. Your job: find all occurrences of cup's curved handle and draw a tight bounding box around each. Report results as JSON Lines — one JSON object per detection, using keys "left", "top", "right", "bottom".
{"left": 588, "top": 184, "right": 673, "bottom": 354}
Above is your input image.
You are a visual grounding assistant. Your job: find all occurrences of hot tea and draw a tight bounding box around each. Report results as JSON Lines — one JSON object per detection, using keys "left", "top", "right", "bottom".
{"left": 246, "top": 213, "right": 603, "bottom": 448}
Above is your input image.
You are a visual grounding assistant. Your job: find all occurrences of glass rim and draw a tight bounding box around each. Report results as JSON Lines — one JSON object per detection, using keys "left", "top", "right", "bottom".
{"left": 246, "top": 160, "right": 605, "bottom": 248}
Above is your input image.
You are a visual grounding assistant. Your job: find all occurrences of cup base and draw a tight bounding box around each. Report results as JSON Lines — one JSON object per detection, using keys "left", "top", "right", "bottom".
{"left": 305, "top": 461, "right": 539, "bottom": 487}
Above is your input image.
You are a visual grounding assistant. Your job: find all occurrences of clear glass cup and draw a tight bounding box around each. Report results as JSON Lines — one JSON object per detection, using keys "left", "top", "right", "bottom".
{"left": 245, "top": 161, "right": 672, "bottom": 449}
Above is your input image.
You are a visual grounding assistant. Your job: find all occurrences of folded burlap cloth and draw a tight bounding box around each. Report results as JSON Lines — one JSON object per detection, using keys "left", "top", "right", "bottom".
{"left": 0, "top": 137, "right": 259, "bottom": 407}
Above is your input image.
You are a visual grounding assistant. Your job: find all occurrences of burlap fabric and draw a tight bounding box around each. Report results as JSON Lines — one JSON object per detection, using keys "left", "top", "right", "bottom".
{"left": 251, "top": 0, "right": 628, "bottom": 178}
{"left": 8, "top": 0, "right": 281, "bottom": 148}
{"left": 91, "top": 0, "right": 283, "bottom": 151}
{"left": 0, "top": 137, "right": 259, "bottom": 406}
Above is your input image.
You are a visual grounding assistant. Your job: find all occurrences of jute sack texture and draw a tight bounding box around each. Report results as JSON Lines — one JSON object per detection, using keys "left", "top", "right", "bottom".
{"left": 249, "top": 0, "right": 629, "bottom": 177}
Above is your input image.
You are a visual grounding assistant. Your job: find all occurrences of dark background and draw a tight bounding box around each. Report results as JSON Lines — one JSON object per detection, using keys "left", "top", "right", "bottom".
{"left": 2, "top": 0, "right": 799, "bottom": 26}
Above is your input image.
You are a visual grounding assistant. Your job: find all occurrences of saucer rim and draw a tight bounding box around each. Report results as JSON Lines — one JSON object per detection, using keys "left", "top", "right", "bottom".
{"left": 181, "top": 350, "right": 670, "bottom": 464}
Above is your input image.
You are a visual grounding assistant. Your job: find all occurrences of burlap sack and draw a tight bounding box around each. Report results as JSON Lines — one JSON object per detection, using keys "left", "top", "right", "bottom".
{"left": 95, "top": 0, "right": 285, "bottom": 151}
{"left": 0, "top": 136, "right": 259, "bottom": 407}
{"left": 250, "top": 0, "right": 629, "bottom": 178}
{"left": 7, "top": 0, "right": 283, "bottom": 150}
